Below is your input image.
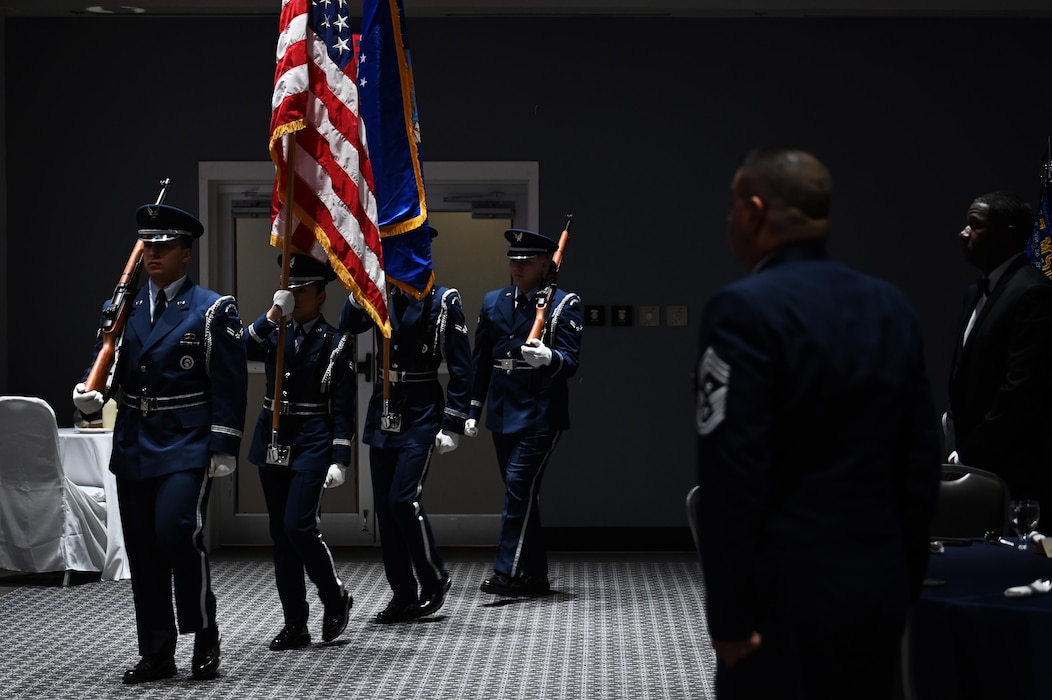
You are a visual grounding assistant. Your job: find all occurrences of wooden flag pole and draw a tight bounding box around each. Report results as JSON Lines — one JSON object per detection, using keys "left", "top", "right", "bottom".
{"left": 380, "top": 284, "right": 397, "bottom": 432}
{"left": 270, "top": 132, "right": 296, "bottom": 458}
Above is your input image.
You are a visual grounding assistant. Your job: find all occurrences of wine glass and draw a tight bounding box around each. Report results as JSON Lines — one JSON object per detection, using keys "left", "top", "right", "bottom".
{"left": 1010, "top": 500, "right": 1041, "bottom": 550}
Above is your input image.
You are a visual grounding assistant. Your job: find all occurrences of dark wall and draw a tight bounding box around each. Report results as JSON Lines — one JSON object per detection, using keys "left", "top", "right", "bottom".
{"left": 5, "top": 15, "right": 1051, "bottom": 526}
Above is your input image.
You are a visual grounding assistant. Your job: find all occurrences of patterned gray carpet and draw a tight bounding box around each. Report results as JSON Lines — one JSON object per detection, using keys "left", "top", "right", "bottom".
{"left": 0, "top": 554, "right": 716, "bottom": 699}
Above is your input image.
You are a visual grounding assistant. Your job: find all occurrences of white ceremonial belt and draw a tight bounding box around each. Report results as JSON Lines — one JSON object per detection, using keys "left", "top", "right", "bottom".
{"left": 494, "top": 359, "right": 536, "bottom": 371}
{"left": 264, "top": 398, "right": 330, "bottom": 416}
{"left": 122, "top": 391, "right": 208, "bottom": 415}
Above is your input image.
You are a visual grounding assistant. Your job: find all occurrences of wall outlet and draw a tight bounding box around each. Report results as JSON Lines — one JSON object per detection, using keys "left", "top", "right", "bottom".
{"left": 611, "top": 305, "right": 634, "bottom": 327}
{"left": 667, "top": 305, "right": 688, "bottom": 327}
{"left": 584, "top": 305, "right": 606, "bottom": 326}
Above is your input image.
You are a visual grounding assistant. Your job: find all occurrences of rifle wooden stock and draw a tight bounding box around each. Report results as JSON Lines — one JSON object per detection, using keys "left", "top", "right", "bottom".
{"left": 84, "top": 240, "right": 145, "bottom": 393}
{"left": 527, "top": 216, "right": 572, "bottom": 342}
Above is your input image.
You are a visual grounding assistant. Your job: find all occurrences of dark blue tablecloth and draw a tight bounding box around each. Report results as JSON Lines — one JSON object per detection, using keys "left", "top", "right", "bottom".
{"left": 911, "top": 541, "right": 1052, "bottom": 700}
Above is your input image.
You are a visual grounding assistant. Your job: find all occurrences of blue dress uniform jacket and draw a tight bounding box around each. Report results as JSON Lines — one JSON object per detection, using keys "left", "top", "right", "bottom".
{"left": 468, "top": 286, "right": 583, "bottom": 432}
{"left": 339, "top": 286, "right": 473, "bottom": 447}
{"left": 949, "top": 253, "right": 1052, "bottom": 506}
{"left": 245, "top": 315, "right": 355, "bottom": 470}
{"left": 694, "top": 242, "right": 940, "bottom": 699}
{"left": 102, "top": 280, "right": 248, "bottom": 478}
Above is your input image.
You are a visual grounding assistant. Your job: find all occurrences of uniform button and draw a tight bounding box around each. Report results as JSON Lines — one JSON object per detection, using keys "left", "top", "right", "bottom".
{"left": 140, "top": 365, "right": 147, "bottom": 372}
{"left": 393, "top": 344, "right": 399, "bottom": 350}
{"left": 281, "top": 390, "right": 288, "bottom": 397}
{"left": 284, "top": 372, "right": 291, "bottom": 379}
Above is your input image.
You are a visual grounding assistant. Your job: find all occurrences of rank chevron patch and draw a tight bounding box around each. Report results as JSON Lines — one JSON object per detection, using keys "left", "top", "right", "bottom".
{"left": 696, "top": 346, "right": 730, "bottom": 436}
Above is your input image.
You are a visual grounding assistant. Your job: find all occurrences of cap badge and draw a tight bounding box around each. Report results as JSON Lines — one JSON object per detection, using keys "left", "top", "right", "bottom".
{"left": 513, "top": 231, "right": 523, "bottom": 242}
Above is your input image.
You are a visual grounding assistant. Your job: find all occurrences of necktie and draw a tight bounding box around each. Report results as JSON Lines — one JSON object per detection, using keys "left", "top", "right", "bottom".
{"left": 153, "top": 292, "right": 167, "bottom": 326}
{"left": 294, "top": 324, "right": 306, "bottom": 353}
{"left": 963, "top": 277, "right": 990, "bottom": 345}
{"left": 516, "top": 294, "right": 530, "bottom": 313}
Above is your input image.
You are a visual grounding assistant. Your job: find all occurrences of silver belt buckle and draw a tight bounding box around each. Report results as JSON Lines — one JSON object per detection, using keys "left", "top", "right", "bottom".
{"left": 498, "top": 359, "right": 515, "bottom": 371}
{"left": 139, "top": 396, "right": 154, "bottom": 415}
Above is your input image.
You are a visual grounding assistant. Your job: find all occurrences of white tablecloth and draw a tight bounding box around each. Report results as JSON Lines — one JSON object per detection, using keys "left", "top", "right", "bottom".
{"left": 57, "top": 428, "right": 129, "bottom": 580}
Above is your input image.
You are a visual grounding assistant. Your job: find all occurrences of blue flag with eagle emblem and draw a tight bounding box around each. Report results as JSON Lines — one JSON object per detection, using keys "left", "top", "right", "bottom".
{"left": 358, "top": 0, "right": 434, "bottom": 299}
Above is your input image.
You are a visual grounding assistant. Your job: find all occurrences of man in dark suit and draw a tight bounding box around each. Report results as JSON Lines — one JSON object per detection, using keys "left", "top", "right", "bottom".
{"left": 467, "top": 229, "right": 583, "bottom": 598}
{"left": 948, "top": 191, "right": 1052, "bottom": 510}
{"left": 339, "top": 228, "right": 473, "bottom": 624}
{"left": 693, "top": 146, "right": 940, "bottom": 699}
{"left": 73, "top": 203, "right": 247, "bottom": 684}
{"left": 245, "top": 254, "right": 354, "bottom": 650}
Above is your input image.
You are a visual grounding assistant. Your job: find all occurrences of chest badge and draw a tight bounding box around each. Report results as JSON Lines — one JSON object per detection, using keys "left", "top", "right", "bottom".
{"left": 180, "top": 355, "right": 195, "bottom": 370}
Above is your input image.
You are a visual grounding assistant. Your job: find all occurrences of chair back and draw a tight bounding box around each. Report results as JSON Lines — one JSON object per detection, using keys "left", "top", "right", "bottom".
{"left": 0, "top": 395, "right": 62, "bottom": 487}
{"left": 685, "top": 485, "right": 702, "bottom": 555}
{"left": 930, "top": 464, "right": 1010, "bottom": 539}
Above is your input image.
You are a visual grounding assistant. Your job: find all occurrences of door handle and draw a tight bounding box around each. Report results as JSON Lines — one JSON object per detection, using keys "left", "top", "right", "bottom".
{"left": 358, "top": 352, "right": 373, "bottom": 382}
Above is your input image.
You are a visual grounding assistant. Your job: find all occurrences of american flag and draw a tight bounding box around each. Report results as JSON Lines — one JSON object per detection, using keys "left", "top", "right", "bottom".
{"left": 270, "top": 0, "right": 390, "bottom": 334}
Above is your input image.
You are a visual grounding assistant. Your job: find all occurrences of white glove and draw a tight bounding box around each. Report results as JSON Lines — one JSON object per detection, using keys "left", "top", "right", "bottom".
{"left": 464, "top": 418, "right": 478, "bottom": 438}
{"left": 324, "top": 463, "right": 347, "bottom": 488}
{"left": 208, "top": 453, "right": 237, "bottom": 478}
{"left": 346, "top": 293, "right": 362, "bottom": 309}
{"left": 273, "top": 290, "right": 295, "bottom": 317}
{"left": 435, "top": 429, "right": 459, "bottom": 454}
{"left": 72, "top": 382, "right": 104, "bottom": 413}
{"left": 1005, "top": 578, "right": 1052, "bottom": 598}
{"left": 947, "top": 450, "right": 959, "bottom": 465}
{"left": 520, "top": 338, "right": 552, "bottom": 367}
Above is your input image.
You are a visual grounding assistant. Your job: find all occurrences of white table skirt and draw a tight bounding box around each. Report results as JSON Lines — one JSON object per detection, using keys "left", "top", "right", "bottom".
{"left": 57, "top": 429, "right": 129, "bottom": 580}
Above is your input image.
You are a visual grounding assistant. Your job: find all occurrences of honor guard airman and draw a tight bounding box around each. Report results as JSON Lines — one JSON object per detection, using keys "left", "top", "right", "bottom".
{"left": 467, "top": 228, "right": 583, "bottom": 597}
{"left": 73, "top": 202, "right": 248, "bottom": 684}
{"left": 339, "top": 225, "right": 473, "bottom": 624}
{"left": 245, "top": 253, "right": 355, "bottom": 651}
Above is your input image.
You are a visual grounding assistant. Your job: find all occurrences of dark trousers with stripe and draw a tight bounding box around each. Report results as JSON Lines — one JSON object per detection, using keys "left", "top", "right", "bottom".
{"left": 116, "top": 469, "right": 216, "bottom": 657}
{"left": 491, "top": 430, "right": 560, "bottom": 579}
{"left": 258, "top": 466, "right": 344, "bottom": 626}
{"left": 370, "top": 443, "right": 445, "bottom": 604}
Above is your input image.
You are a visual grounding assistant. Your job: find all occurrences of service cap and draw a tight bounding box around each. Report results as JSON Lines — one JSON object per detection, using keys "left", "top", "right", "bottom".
{"left": 136, "top": 203, "right": 204, "bottom": 242}
{"left": 504, "top": 228, "right": 557, "bottom": 259}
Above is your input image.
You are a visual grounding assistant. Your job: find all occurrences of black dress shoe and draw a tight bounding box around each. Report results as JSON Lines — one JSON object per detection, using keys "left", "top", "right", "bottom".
{"left": 374, "top": 599, "right": 421, "bottom": 624}
{"left": 322, "top": 588, "right": 353, "bottom": 642}
{"left": 122, "top": 654, "right": 176, "bottom": 684}
{"left": 480, "top": 572, "right": 519, "bottom": 597}
{"left": 517, "top": 574, "right": 552, "bottom": 597}
{"left": 191, "top": 626, "right": 221, "bottom": 680}
{"left": 415, "top": 572, "right": 452, "bottom": 617}
{"left": 269, "top": 622, "right": 311, "bottom": 651}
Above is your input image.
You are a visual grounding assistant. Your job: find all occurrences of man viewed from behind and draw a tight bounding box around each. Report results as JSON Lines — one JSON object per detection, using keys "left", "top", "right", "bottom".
{"left": 693, "top": 146, "right": 941, "bottom": 699}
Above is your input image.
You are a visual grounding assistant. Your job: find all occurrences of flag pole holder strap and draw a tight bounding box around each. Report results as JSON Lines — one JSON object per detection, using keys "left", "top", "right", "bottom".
{"left": 266, "top": 442, "right": 292, "bottom": 467}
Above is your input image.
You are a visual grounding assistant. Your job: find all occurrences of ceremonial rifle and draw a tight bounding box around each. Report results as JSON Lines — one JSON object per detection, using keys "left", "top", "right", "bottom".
{"left": 527, "top": 214, "right": 572, "bottom": 343}
{"left": 83, "top": 178, "right": 171, "bottom": 395}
